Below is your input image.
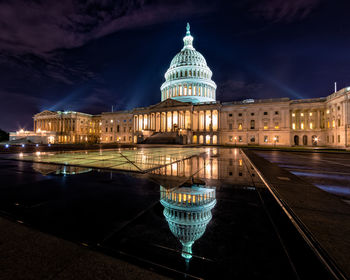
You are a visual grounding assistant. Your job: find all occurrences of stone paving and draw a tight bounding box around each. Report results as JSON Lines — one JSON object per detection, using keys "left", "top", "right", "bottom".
{"left": 243, "top": 149, "right": 350, "bottom": 280}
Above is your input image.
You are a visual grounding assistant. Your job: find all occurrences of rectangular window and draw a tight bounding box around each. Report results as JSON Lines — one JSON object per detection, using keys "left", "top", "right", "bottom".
{"left": 275, "top": 111, "right": 279, "bottom": 115}
{"left": 292, "top": 123, "right": 296, "bottom": 130}
{"left": 250, "top": 120, "right": 255, "bottom": 129}
{"left": 264, "top": 122, "right": 268, "bottom": 130}
{"left": 301, "top": 123, "right": 304, "bottom": 129}
{"left": 238, "top": 123, "right": 242, "bottom": 130}
{"left": 310, "top": 122, "right": 313, "bottom": 129}
{"left": 327, "top": 135, "right": 329, "bottom": 143}
{"left": 228, "top": 113, "right": 233, "bottom": 117}
{"left": 264, "top": 136, "right": 268, "bottom": 143}
{"left": 251, "top": 113, "right": 255, "bottom": 116}
{"left": 338, "top": 135, "right": 340, "bottom": 143}
{"left": 239, "top": 136, "right": 242, "bottom": 142}
{"left": 332, "top": 135, "right": 334, "bottom": 143}
{"left": 229, "top": 136, "right": 233, "bottom": 142}
{"left": 110, "top": 127, "right": 113, "bottom": 132}
{"left": 332, "top": 120, "right": 335, "bottom": 128}
{"left": 338, "top": 119, "right": 341, "bottom": 127}
{"left": 105, "top": 127, "right": 108, "bottom": 132}
{"left": 229, "top": 123, "right": 233, "bottom": 130}
{"left": 264, "top": 112, "right": 268, "bottom": 115}
{"left": 274, "top": 122, "right": 279, "bottom": 129}
{"left": 275, "top": 136, "right": 279, "bottom": 143}
{"left": 238, "top": 113, "right": 242, "bottom": 117}
{"left": 124, "top": 127, "right": 126, "bottom": 132}
{"left": 117, "top": 125, "right": 120, "bottom": 132}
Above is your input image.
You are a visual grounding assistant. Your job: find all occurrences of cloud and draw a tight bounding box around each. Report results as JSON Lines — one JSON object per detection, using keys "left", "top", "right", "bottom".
{"left": 250, "top": 0, "right": 321, "bottom": 22}
{"left": 0, "top": 0, "right": 213, "bottom": 56}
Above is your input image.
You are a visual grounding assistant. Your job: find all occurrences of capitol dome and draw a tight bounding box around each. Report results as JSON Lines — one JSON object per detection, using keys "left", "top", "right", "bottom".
{"left": 160, "top": 23, "right": 217, "bottom": 103}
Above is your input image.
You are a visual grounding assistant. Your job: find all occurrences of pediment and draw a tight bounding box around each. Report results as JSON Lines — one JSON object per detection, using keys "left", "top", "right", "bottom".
{"left": 34, "top": 110, "right": 57, "bottom": 117}
{"left": 150, "top": 99, "right": 191, "bottom": 109}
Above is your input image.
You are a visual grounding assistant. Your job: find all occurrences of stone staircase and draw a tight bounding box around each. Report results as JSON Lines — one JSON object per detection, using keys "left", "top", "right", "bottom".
{"left": 142, "top": 132, "right": 180, "bottom": 144}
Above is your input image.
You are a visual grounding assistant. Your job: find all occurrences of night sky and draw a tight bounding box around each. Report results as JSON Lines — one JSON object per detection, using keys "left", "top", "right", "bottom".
{"left": 1, "top": 0, "right": 350, "bottom": 132}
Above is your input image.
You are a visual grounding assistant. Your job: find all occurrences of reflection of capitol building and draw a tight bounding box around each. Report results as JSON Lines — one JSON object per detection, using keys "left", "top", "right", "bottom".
{"left": 150, "top": 148, "right": 253, "bottom": 186}
{"left": 160, "top": 185, "right": 216, "bottom": 261}
{"left": 16, "top": 23, "right": 350, "bottom": 147}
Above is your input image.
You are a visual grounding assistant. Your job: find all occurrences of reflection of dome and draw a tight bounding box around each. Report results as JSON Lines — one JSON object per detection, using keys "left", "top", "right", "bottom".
{"left": 160, "top": 185, "right": 216, "bottom": 261}
{"left": 160, "top": 23, "right": 217, "bottom": 104}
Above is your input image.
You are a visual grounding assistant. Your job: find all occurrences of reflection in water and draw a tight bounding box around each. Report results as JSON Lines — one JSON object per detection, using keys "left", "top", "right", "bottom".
{"left": 151, "top": 148, "right": 254, "bottom": 186}
{"left": 33, "top": 163, "right": 92, "bottom": 176}
{"left": 160, "top": 185, "right": 216, "bottom": 263}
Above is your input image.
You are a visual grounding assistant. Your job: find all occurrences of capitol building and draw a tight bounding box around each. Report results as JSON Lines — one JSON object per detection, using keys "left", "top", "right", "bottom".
{"left": 11, "top": 24, "right": 350, "bottom": 147}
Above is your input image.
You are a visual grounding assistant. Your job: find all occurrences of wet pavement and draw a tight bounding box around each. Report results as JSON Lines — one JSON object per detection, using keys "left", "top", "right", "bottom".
{"left": 254, "top": 150, "right": 350, "bottom": 201}
{"left": 0, "top": 147, "right": 335, "bottom": 279}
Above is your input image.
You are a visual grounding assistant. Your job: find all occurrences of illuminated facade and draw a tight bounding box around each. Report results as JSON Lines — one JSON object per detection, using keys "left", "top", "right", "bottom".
{"left": 18, "top": 23, "right": 350, "bottom": 147}
{"left": 32, "top": 110, "right": 101, "bottom": 144}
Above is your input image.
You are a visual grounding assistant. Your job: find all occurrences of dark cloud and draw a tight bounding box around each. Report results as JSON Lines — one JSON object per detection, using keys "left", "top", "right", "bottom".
{"left": 250, "top": 0, "right": 321, "bottom": 22}
{"left": 0, "top": 0, "right": 213, "bottom": 55}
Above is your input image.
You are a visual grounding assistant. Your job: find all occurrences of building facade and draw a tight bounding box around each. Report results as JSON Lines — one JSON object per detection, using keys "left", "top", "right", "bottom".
{"left": 16, "top": 24, "right": 350, "bottom": 147}
{"left": 31, "top": 110, "right": 101, "bottom": 144}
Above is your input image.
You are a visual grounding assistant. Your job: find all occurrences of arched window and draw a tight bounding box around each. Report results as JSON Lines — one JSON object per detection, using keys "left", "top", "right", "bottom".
{"left": 189, "top": 70, "right": 192, "bottom": 76}
{"left": 302, "top": 135, "right": 308, "bottom": 145}
{"left": 206, "top": 135, "right": 211, "bottom": 144}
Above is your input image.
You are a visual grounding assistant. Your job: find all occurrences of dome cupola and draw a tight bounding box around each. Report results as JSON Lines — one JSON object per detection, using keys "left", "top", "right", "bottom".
{"left": 160, "top": 23, "right": 217, "bottom": 103}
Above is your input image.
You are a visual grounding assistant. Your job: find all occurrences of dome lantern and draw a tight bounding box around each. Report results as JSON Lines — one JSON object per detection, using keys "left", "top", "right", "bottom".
{"left": 182, "top": 23, "right": 194, "bottom": 51}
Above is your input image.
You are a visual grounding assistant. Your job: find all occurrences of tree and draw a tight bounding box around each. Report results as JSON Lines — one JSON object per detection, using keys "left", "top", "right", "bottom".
{"left": 0, "top": 129, "right": 9, "bottom": 142}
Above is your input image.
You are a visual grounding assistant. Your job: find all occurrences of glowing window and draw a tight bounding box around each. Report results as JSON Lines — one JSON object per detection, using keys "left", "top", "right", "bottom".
{"left": 301, "top": 123, "right": 304, "bottom": 129}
